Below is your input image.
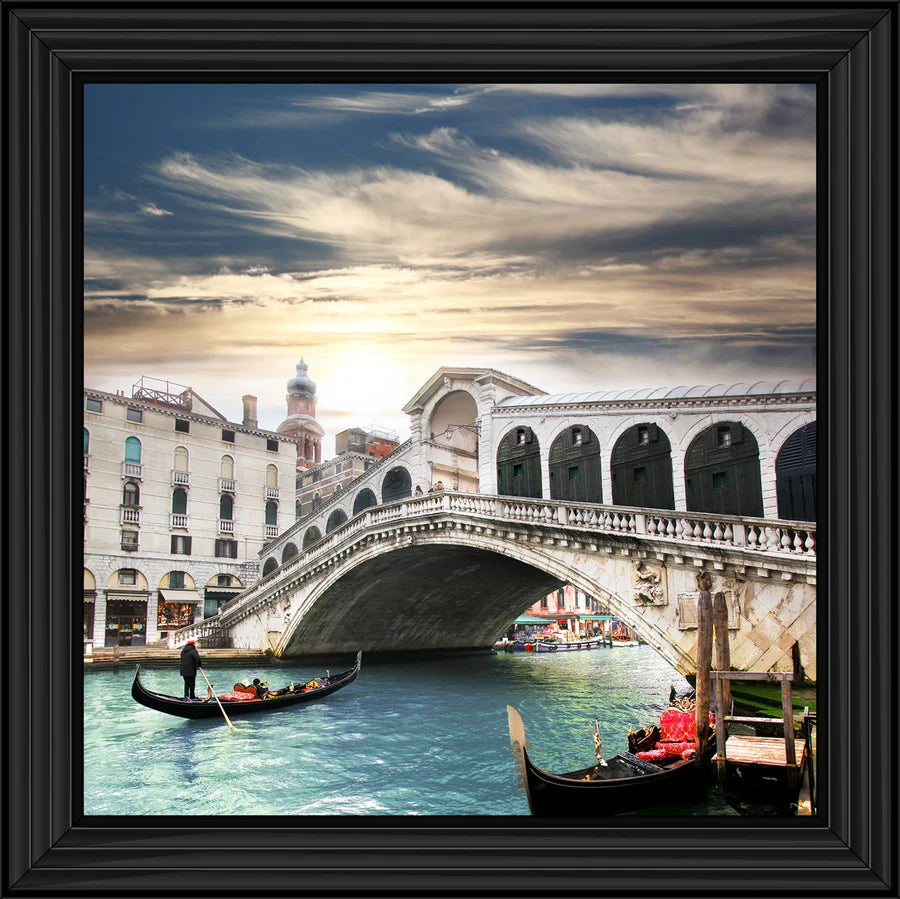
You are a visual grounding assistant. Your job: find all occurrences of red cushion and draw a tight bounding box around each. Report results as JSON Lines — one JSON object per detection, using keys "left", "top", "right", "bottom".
{"left": 681, "top": 748, "right": 697, "bottom": 760}
{"left": 658, "top": 708, "right": 714, "bottom": 742}
{"left": 635, "top": 749, "right": 668, "bottom": 762}
{"left": 218, "top": 690, "right": 257, "bottom": 701}
{"left": 656, "top": 741, "right": 696, "bottom": 758}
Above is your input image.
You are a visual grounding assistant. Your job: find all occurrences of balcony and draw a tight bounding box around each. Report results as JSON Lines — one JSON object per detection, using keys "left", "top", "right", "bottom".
{"left": 265, "top": 485, "right": 280, "bottom": 500}
{"left": 219, "top": 478, "right": 236, "bottom": 493}
{"left": 171, "top": 514, "right": 189, "bottom": 530}
{"left": 122, "top": 461, "right": 143, "bottom": 480}
{"left": 265, "top": 524, "right": 279, "bottom": 539}
{"left": 83, "top": 454, "right": 91, "bottom": 472}
{"left": 172, "top": 470, "right": 190, "bottom": 487}
{"left": 219, "top": 519, "right": 235, "bottom": 534}
{"left": 120, "top": 506, "right": 141, "bottom": 526}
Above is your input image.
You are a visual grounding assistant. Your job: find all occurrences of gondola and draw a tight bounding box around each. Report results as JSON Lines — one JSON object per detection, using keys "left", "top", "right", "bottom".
{"left": 507, "top": 693, "right": 716, "bottom": 816}
{"left": 132, "top": 651, "right": 361, "bottom": 720}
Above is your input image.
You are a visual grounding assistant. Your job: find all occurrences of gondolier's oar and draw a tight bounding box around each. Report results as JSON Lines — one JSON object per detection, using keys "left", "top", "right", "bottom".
{"left": 198, "top": 668, "right": 237, "bottom": 730}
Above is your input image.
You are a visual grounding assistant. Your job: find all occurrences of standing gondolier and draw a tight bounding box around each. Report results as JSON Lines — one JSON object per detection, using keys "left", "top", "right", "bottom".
{"left": 180, "top": 639, "right": 202, "bottom": 700}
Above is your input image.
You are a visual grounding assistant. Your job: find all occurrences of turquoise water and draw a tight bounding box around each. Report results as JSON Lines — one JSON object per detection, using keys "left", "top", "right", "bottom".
{"left": 84, "top": 647, "right": 708, "bottom": 817}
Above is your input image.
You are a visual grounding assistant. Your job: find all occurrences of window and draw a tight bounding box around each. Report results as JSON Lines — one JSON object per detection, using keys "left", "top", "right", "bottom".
{"left": 572, "top": 429, "right": 583, "bottom": 446}
{"left": 221, "top": 455, "right": 234, "bottom": 479}
{"left": 312, "top": 469, "right": 322, "bottom": 483}
{"left": 170, "top": 535, "right": 192, "bottom": 555}
{"left": 222, "top": 429, "right": 235, "bottom": 443}
{"left": 568, "top": 466, "right": 579, "bottom": 481}
{"left": 126, "top": 408, "right": 142, "bottom": 423}
{"left": 174, "top": 446, "right": 189, "bottom": 471}
{"left": 123, "top": 481, "right": 140, "bottom": 506}
{"left": 333, "top": 483, "right": 341, "bottom": 494}
{"left": 124, "top": 436, "right": 141, "bottom": 463}
{"left": 334, "top": 461, "right": 342, "bottom": 475}
{"left": 118, "top": 569, "right": 137, "bottom": 586}
{"left": 266, "top": 464, "right": 278, "bottom": 487}
{"left": 121, "top": 531, "right": 138, "bottom": 551}
{"left": 219, "top": 494, "right": 234, "bottom": 520}
{"left": 638, "top": 426, "right": 650, "bottom": 445}
{"left": 86, "top": 397, "right": 102, "bottom": 413}
{"left": 83, "top": 428, "right": 90, "bottom": 453}
{"left": 312, "top": 493, "right": 322, "bottom": 512}
{"left": 172, "top": 488, "right": 187, "bottom": 515}
{"left": 717, "top": 426, "right": 732, "bottom": 448}
{"left": 516, "top": 428, "right": 526, "bottom": 446}
{"left": 168, "top": 570, "right": 185, "bottom": 589}
{"left": 175, "top": 418, "right": 190, "bottom": 433}
{"left": 215, "top": 539, "right": 238, "bottom": 558}
{"left": 217, "top": 574, "right": 233, "bottom": 587}
{"left": 633, "top": 467, "right": 648, "bottom": 483}
{"left": 513, "top": 463, "right": 523, "bottom": 478}
{"left": 265, "top": 502, "right": 278, "bottom": 526}
{"left": 267, "top": 438, "right": 279, "bottom": 452}
{"left": 713, "top": 471, "right": 728, "bottom": 489}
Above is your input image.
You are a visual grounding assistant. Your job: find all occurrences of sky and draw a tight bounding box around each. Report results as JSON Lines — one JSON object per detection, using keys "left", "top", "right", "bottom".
{"left": 84, "top": 83, "right": 816, "bottom": 454}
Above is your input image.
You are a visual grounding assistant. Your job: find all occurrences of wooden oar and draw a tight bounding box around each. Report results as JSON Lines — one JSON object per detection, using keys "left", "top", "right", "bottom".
{"left": 198, "top": 668, "right": 237, "bottom": 730}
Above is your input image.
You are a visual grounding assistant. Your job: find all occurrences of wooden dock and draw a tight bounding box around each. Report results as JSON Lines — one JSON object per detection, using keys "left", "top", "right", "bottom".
{"left": 85, "top": 645, "right": 269, "bottom": 670}
{"left": 722, "top": 735, "right": 806, "bottom": 768}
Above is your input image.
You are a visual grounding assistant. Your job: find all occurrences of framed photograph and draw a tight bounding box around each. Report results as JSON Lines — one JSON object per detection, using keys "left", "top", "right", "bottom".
{"left": 5, "top": 3, "right": 895, "bottom": 896}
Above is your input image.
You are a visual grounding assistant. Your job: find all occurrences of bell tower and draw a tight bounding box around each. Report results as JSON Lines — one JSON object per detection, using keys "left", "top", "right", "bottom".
{"left": 277, "top": 357, "right": 325, "bottom": 470}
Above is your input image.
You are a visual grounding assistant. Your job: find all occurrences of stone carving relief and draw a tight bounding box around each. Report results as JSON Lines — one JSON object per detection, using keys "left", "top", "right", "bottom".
{"left": 676, "top": 590, "right": 741, "bottom": 630}
{"left": 632, "top": 560, "right": 667, "bottom": 605}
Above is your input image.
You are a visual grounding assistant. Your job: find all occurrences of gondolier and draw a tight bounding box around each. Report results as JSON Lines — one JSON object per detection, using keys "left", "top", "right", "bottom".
{"left": 180, "top": 639, "right": 202, "bottom": 701}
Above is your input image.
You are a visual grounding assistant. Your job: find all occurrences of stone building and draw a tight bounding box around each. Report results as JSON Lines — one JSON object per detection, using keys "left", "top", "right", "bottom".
{"left": 82, "top": 377, "right": 298, "bottom": 648}
{"left": 277, "top": 358, "right": 325, "bottom": 471}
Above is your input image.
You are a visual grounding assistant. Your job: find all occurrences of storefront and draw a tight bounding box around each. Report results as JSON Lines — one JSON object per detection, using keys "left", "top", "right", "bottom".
{"left": 83, "top": 592, "right": 95, "bottom": 645}
{"left": 104, "top": 594, "right": 149, "bottom": 646}
{"left": 203, "top": 586, "right": 241, "bottom": 618}
{"left": 157, "top": 589, "right": 203, "bottom": 640}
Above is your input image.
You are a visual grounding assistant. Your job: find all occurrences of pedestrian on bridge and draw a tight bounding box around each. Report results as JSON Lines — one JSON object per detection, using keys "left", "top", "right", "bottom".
{"left": 180, "top": 639, "right": 202, "bottom": 701}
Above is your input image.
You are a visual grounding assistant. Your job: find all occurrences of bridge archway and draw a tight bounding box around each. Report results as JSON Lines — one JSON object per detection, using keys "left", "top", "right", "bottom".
{"left": 303, "top": 526, "right": 322, "bottom": 549}
{"left": 776, "top": 421, "right": 817, "bottom": 521}
{"left": 282, "top": 542, "right": 298, "bottom": 565}
{"left": 382, "top": 467, "right": 412, "bottom": 504}
{"left": 353, "top": 488, "right": 378, "bottom": 516}
{"left": 611, "top": 423, "right": 675, "bottom": 510}
{"left": 548, "top": 424, "right": 602, "bottom": 502}
{"left": 497, "top": 426, "right": 542, "bottom": 498}
{"left": 326, "top": 508, "right": 349, "bottom": 533}
{"left": 684, "top": 421, "right": 763, "bottom": 517}
{"left": 262, "top": 557, "right": 278, "bottom": 577}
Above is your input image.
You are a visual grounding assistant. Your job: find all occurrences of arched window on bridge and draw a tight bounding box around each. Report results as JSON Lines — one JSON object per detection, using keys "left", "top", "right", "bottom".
{"left": 611, "top": 423, "right": 675, "bottom": 510}
{"left": 497, "top": 426, "right": 542, "bottom": 498}
{"left": 684, "top": 422, "right": 763, "bottom": 517}
{"left": 281, "top": 542, "right": 298, "bottom": 564}
{"left": 548, "top": 425, "right": 602, "bottom": 503}
{"left": 326, "top": 508, "right": 348, "bottom": 533}
{"left": 262, "top": 557, "right": 278, "bottom": 577}
{"left": 776, "top": 422, "right": 816, "bottom": 521}
{"left": 303, "top": 526, "right": 322, "bottom": 549}
{"left": 382, "top": 467, "right": 412, "bottom": 504}
{"left": 353, "top": 488, "right": 378, "bottom": 515}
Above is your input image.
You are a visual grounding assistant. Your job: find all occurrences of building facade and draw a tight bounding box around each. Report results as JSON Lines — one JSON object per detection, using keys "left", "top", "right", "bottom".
{"left": 83, "top": 378, "right": 298, "bottom": 648}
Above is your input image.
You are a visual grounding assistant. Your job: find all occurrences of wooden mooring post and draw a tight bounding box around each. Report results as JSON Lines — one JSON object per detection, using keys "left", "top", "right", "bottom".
{"left": 713, "top": 591, "right": 732, "bottom": 780}
{"left": 695, "top": 590, "right": 713, "bottom": 760}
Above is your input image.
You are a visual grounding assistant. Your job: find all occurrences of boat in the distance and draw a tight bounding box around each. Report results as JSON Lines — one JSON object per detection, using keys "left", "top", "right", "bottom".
{"left": 132, "top": 651, "right": 361, "bottom": 720}
{"left": 533, "top": 637, "right": 606, "bottom": 652}
{"left": 507, "top": 692, "right": 716, "bottom": 816}
{"left": 609, "top": 639, "right": 639, "bottom": 647}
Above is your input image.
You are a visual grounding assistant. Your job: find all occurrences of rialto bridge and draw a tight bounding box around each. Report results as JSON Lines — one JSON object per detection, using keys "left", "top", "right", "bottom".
{"left": 175, "top": 367, "right": 817, "bottom": 681}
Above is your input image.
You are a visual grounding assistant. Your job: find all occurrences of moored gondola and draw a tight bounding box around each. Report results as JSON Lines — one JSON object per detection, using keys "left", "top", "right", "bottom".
{"left": 532, "top": 637, "right": 606, "bottom": 652}
{"left": 507, "top": 695, "right": 716, "bottom": 816}
{"left": 132, "top": 651, "right": 361, "bottom": 720}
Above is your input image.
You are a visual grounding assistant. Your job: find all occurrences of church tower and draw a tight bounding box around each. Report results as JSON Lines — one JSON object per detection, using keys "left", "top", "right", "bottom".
{"left": 277, "top": 358, "right": 325, "bottom": 470}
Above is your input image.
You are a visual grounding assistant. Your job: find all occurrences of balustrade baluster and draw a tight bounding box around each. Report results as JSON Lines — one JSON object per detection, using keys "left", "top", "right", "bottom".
{"left": 713, "top": 523, "right": 724, "bottom": 543}
{"left": 793, "top": 531, "right": 804, "bottom": 553}
{"left": 723, "top": 523, "right": 733, "bottom": 544}
{"left": 805, "top": 531, "right": 816, "bottom": 554}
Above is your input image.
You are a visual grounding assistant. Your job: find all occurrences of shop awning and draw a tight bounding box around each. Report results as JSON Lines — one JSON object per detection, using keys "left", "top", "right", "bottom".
{"left": 106, "top": 592, "right": 149, "bottom": 603}
{"left": 158, "top": 589, "right": 203, "bottom": 605}
{"left": 579, "top": 615, "right": 615, "bottom": 621}
{"left": 513, "top": 614, "right": 556, "bottom": 625}
{"left": 204, "top": 586, "right": 242, "bottom": 594}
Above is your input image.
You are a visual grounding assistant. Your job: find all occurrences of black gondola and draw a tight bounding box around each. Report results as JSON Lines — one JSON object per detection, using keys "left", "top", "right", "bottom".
{"left": 507, "top": 696, "right": 716, "bottom": 816}
{"left": 132, "top": 652, "right": 361, "bottom": 720}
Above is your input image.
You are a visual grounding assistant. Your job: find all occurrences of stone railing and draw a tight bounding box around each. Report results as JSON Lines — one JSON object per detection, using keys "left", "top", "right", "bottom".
{"left": 188, "top": 492, "right": 816, "bottom": 638}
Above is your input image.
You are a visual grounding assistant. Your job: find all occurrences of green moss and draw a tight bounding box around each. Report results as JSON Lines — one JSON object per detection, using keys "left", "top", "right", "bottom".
{"left": 730, "top": 682, "right": 816, "bottom": 719}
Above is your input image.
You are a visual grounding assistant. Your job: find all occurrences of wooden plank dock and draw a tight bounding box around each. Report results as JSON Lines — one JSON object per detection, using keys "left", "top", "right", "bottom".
{"left": 721, "top": 735, "right": 806, "bottom": 768}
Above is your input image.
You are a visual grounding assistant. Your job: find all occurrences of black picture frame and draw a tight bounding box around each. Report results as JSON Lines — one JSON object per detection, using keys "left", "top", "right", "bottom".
{"left": 4, "top": 3, "right": 896, "bottom": 896}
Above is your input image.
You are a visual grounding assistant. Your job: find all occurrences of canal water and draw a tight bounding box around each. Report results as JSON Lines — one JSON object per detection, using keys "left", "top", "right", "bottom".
{"left": 84, "top": 646, "right": 774, "bottom": 817}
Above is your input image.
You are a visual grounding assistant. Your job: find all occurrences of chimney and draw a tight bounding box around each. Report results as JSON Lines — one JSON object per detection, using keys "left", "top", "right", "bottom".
{"left": 242, "top": 395, "right": 258, "bottom": 428}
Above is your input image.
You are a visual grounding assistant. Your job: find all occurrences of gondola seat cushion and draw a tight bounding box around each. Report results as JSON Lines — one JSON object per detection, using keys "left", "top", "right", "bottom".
{"left": 218, "top": 690, "right": 258, "bottom": 701}
{"left": 634, "top": 748, "right": 668, "bottom": 762}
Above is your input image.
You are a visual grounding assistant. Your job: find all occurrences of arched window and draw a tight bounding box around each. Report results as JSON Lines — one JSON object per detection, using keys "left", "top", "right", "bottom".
{"left": 172, "top": 488, "right": 187, "bottom": 515}
{"left": 303, "top": 526, "right": 322, "bottom": 549}
{"left": 610, "top": 424, "right": 675, "bottom": 510}
{"left": 333, "top": 483, "right": 342, "bottom": 495}
{"left": 266, "top": 464, "right": 278, "bottom": 487}
{"left": 353, "top": 488, "right": 378, "bottom": 515}
{"left": 124, "top": 436, "right": 141, "bottom": 463}
{"left": 776, "top": 422, "right": 817, "bottom": 521}
{"left": 219, "top": 494, "right": 234, "bottom": 520}
{"left": 326, "top": 508, "right": 348, "bottom": 533}
{"left": 262, "top": 557, "right": 278, "bottom": 577}
{"left": 123, "top": 481, "right": 140, "bottom": 506}
{"left": 296, "top": 501, "right": 302, "bottom": 519}
{"left": 174, "top": 446, "right": 189, "bottom": 471}
{"left": 221, "top": 455, "right": 234, "bottom": 479}
{"left": 304, "top": 437, "right": 311, "bottom": 460}
{"left": 496, "top": 427, "right": 542, "bottom": 498}
{"left": 548, "top": 425, "right": 602, "bottom": 503}
{"left": 281, "top": 543, "right": 298, "bottom": 564}
{"left": 265, "top": 501, "right": 278, "bottom": 526}
{"left": 83, "top": 428, "right": 90, "bottom": 454}
{"left": 381, "top": 467, "right": 412, "bottom": 504}
{"left": 312, "top": 492, "right": 322, "bottom": 512}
